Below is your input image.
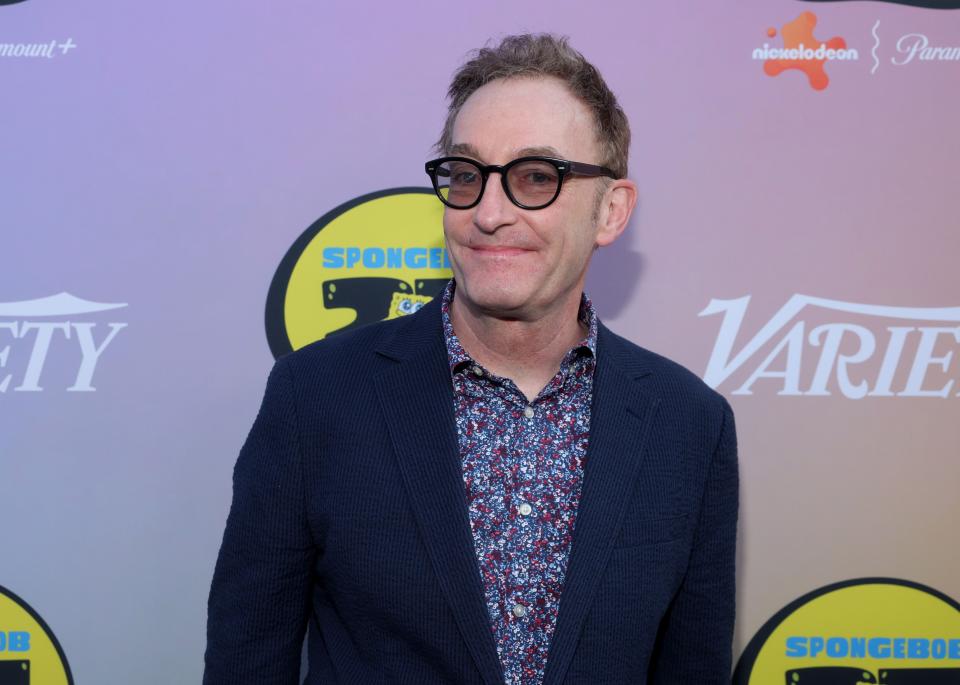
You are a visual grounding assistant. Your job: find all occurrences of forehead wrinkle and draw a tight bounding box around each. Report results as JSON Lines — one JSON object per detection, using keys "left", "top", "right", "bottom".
{"left": 447, "top": 142, "right": 567, "bottom": 164}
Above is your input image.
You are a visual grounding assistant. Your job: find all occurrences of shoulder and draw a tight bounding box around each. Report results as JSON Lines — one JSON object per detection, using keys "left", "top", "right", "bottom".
{"left": 599, "top": 323, "right": 737, "bottom": 477}
{"left": 279, "top": 317, "right": 394, "bottom": 369}
{"left": 273, "top": 298, "right": 441, "bottom": 390}
{"left": 598, "top": 322, "right": 731, "bottom": 418}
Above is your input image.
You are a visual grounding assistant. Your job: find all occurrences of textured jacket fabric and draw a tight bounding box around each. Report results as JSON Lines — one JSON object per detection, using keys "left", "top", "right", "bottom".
{"left": 204, "top": 295, "right": 739, "bottom": 685}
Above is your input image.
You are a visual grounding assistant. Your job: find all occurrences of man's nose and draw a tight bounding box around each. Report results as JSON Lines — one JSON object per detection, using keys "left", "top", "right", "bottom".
{"left": 472, "top": 174, "right": 517, "bottom": 234}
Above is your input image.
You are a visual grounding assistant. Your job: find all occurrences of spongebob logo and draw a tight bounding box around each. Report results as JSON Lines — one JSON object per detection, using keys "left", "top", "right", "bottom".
{"left": 265, "top": 188, "right": 451, "bottom": 357}
{"left": 753, "top": 12, "right": 858, "bottom": 91}
{"left": 734, "top": 579, "right": 960, "bottom": 685}
{"left": 0, "top": 585, "right": 72, "bottom": 684}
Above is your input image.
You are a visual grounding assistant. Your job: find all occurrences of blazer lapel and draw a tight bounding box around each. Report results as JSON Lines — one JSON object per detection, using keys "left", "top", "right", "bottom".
{"left": 374, "top": 300, "right": 504, "bottom": 685}
{"left": 543, "top": 324, "right": 661, "bottom": 685}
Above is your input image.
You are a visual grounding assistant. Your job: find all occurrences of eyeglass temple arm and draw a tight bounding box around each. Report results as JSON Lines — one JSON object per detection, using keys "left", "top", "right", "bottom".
{"left": 566, "top": 161, "right": 618, "bottom": 179}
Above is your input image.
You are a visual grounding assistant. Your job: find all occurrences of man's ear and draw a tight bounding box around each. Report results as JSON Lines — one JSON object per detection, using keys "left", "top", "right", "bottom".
{"left": 595, "top": 179, "right": 638, "bottom": 247}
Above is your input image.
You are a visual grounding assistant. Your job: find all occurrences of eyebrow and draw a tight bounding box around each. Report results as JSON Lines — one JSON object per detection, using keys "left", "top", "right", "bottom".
{"left": 448, "top": 143, "right": 483, "bottom": 159}
{"left": 447, "top": 143, "right": 565, "bottom": 162}
{"left": 516, "top": 145, "right": 563, "bottom": 158}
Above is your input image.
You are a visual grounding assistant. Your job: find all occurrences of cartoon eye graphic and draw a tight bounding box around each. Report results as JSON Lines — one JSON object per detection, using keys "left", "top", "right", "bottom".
{"left": 397, "top": 298, "right": 414, "bottom": 314}
{"left": 411, "top": 301, "right": 425, "bottom": 313}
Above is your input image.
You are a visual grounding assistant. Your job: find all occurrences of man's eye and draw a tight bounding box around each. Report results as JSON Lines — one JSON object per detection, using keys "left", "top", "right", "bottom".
{"left": 453, "top": 171, "right": 479, "bottom": 184}
{"left": 520, "top": 171, "right": 555, "bottom": 185}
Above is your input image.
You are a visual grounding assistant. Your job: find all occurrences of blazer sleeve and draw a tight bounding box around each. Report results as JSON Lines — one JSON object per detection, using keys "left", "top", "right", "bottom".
{"left": 203, "top": 358, "right": 315, "bottom": 685}
{"left": 649, "top": 396, "right": 739, "bottom": 684}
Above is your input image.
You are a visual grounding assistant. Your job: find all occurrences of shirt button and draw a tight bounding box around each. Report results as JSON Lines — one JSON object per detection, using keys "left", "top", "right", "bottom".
{"left": 511, "top": 604, "right": 527, "bottom": 618}
{"left": 523, "top": 405, "right": 534, "bottom": 419}
{"left": 518, "top": 502, "right": 533, "bottom": 516}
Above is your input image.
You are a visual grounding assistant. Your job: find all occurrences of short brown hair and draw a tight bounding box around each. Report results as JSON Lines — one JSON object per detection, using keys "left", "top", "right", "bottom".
{"left": 437, "top": 33, "right": 631, "bottom": 179}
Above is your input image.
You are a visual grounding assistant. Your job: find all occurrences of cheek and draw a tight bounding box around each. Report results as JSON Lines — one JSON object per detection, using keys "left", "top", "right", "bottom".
{"left": 533, "top": 218, "right": 596, "bottom": 262}
{"left": 441, "top": 220, "right": 469, "bottom": 276}
{"left": 546, "top": 192, "right": 599, "bottom": 246}
{"left": 442, "top": 211, "right": 472, "bottom": 243}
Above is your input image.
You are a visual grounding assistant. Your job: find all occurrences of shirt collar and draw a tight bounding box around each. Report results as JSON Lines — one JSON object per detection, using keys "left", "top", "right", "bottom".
{"left": 440, "top": 279, "right": 598, "bottom": 374}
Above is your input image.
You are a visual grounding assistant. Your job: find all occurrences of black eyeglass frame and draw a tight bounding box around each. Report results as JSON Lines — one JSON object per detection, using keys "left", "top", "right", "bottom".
{"left": 424, "top": 155, "right": 618, "bottom": 210}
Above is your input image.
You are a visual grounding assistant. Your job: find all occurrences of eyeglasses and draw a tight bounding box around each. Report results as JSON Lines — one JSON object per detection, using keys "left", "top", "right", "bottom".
{"left": 424, "top": 156, "right": 618, "bottom": 210}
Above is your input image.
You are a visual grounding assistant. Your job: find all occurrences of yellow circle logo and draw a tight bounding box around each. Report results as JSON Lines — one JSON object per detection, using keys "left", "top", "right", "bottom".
{"left": 265, "top": 188, "right": 451, "bottom": 357}
{"left": 0, "top": 585, "right": 72, "bottom": 684}
{"left": 734, "top": 578, "right": 960, "bottom": 684}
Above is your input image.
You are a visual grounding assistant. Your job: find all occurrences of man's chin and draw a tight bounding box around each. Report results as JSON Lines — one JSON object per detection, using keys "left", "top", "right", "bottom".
{"left": 457, "top": 284, "right": 534, "bottom": 319}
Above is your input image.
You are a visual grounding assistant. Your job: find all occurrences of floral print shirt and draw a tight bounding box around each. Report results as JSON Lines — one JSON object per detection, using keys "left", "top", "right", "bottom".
{"left": 441, "top": 280, "right": 598, "bottom": 685}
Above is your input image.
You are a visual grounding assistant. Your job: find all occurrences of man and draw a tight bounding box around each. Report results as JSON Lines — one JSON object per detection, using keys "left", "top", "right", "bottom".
{"left": 205, "top": 34, "right": 738, "bottom": 685}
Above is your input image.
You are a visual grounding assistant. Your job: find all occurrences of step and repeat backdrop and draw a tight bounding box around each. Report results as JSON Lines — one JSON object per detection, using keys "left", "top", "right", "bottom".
{"left": 2, "top": 0, "right": 959, "bottom": 683}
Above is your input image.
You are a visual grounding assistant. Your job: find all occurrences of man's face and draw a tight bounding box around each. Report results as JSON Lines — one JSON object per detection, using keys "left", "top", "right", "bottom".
{"left": 444, "top": 76, "right": 617, "bottom": 321}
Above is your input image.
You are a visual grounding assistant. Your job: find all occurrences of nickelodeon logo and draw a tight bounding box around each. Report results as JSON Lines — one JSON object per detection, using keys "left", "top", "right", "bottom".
{"left": 753, "top": 11, "right": 859, "bottom": 91}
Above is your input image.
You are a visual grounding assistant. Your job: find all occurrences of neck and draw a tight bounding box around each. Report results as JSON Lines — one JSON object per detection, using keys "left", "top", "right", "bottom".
{"left": 450, "top": 287, "right": 588, "bottom": 401}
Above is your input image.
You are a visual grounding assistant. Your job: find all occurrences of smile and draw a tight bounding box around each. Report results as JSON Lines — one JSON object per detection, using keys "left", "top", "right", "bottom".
{"left": 468, "top": 246, "right": 533, "bottom": 256}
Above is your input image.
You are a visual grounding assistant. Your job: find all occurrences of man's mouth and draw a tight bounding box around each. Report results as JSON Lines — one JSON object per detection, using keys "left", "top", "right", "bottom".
{"left": 469, "top": 246, "right": 532, "bottom": 256}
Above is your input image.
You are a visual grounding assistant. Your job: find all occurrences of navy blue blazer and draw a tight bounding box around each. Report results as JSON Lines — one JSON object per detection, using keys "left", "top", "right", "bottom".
{"left": 204, "top": 295, "right": 738, "bottom": 684}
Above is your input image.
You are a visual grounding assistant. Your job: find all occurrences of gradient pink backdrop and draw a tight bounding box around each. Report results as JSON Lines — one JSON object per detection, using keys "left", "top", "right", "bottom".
{"left": 2, "top": 1, "right": 958, "bottom": 682}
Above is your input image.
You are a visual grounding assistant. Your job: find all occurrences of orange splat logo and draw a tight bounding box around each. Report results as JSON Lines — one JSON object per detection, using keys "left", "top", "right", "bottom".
{"left": 753, "top": 12, "right": 858, "bottom": 91}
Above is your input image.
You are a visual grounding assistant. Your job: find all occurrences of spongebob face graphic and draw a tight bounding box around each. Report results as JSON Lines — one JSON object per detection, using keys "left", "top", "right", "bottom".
{"left": 386, "top": 292, "right": 433, "bottom": 319}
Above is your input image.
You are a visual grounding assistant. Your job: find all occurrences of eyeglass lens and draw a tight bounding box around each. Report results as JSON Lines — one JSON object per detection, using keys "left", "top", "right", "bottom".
{"left": 435, "top": 159, "right": 561, "bottom": 209}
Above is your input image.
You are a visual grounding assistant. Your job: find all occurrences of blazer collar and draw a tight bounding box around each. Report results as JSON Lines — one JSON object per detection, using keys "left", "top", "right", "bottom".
{"left": 374, "top": 295, "right": 504, "bottom": 684}
{"left": 373, "top": 292, "right": 446, "bottom": 363}
{"left": 543, "top": 323, "right": 661, "bottom": 685}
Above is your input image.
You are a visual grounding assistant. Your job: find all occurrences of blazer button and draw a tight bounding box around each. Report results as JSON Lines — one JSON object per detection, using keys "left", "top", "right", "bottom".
{"left": 511, "top": 604, "right": 527, "bottom": 618}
